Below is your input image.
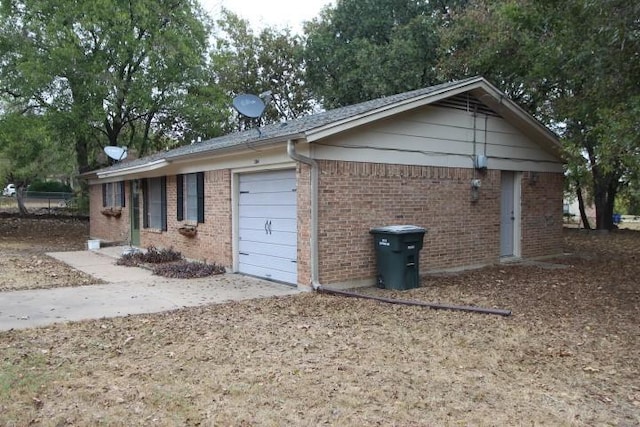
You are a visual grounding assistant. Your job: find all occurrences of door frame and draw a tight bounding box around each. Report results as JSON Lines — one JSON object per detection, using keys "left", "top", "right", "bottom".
{"left": 500, "top": 171, "right": 522, "bottom": 259}
{"left": 129, "top": 179, "right": 141, "bottom": 246}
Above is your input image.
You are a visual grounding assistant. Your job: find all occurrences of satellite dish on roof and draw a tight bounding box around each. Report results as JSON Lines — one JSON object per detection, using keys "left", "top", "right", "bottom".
{"left": 104, "top": 146, "right": 128, "bottom": 161}
{"left": 232, "top": 94, "right": 266, "bottom": 118}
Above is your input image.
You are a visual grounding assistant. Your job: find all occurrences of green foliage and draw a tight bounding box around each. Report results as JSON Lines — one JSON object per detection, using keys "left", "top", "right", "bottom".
{"left": 211, "top": 10, "right": 314, "bottom": 125}
{"left": 28, "top": 179, "right": 72, "bottom": 193}
{"left": 304, "top": 0, "right": 446, "bottom": 108}
{"left": 0, "top": 112, "right": 73, "bottom": 187}
{"left": 0, "top": 0, "right": 226, "bottom": 173}
{"left": 438, "top": 0, "right": 640, "bottom": 229}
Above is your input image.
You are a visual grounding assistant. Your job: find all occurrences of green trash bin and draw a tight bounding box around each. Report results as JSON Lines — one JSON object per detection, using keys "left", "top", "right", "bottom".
{"left": 370, "top": 225, "right": 427, "bottom": 290}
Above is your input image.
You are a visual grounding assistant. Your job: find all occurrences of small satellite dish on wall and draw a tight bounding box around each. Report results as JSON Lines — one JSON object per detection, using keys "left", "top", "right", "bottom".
{"left": 104, "top": 146, "right": 128, "bottom": 161}
{"left": 232, "top": 94, "right": 266, "bottom": 118}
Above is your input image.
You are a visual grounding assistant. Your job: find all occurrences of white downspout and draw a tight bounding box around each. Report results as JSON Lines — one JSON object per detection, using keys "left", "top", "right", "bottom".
{"left": 287, "top": 140, "right": 321, "bottom": 290}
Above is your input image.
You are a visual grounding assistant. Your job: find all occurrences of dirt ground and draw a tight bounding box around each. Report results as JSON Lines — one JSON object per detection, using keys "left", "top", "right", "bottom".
{"left": 0, "top": 216, "right": 639, "bottom": 426}
{"left": 0, "top": 214, "right": 100, "bottom": 291}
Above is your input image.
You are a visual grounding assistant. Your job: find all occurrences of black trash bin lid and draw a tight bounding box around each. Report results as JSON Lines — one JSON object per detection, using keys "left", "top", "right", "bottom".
{"left": 370, "top": 225, "right": 426, "bottom": 234}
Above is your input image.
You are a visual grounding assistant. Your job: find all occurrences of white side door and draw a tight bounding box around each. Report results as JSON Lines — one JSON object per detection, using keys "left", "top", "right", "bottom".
{"left": 500, "top": 171, "right": 521, "bottom": 258}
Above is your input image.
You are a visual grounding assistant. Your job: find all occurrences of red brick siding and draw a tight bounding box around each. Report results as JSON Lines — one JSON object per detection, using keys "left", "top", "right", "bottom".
{"left": 296, "top": 163, "right": 312, "bottom": 286}
{"left": 88, "top": 163, "right": 563, "bottom": 287}
{"left": 315, "top": 161, "right": 563, "bottom": 285}
{"left": 140, "top": 170, "right": 233, "bottom": 267}
{"left": 89, "top": 183, "right": 130, "bottom": 243}
{"left": 521, "top": 171, "right": 564, "bottom": 258}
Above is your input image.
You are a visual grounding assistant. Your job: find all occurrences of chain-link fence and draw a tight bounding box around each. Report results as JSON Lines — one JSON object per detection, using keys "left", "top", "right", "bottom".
{"left": 0, "top": 191, "right": 78, "bottom": 213}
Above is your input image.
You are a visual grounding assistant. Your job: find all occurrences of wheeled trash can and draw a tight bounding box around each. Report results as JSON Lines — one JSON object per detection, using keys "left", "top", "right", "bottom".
{"left": 370, "top": 225, "right": 427, "bottom": 290}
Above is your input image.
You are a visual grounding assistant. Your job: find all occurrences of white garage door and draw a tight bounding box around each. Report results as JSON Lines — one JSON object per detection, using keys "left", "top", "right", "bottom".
{"left": 238, "top": 169, "right": 297, "bottom": 284}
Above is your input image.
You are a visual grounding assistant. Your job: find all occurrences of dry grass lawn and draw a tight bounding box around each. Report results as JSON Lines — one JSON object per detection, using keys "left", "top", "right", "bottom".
{"left": 0, "top": 216, "right": 639, "bottom": 426}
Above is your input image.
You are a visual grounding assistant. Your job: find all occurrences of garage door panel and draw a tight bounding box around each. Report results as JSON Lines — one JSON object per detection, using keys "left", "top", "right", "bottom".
{"left": 238, "top": 169, "right": 297, "bottom": 284}
{"left": 239, "top": 253, "right": 296, "bottom": 274}
{"left": 240, "top": 169, "right": 295, "bottom": 183}
{"left": 237, "top": 262, "right": 297, "bottom": 284}
{"left": 239, "top": 240, "right": 297, "bottom": 260}
{"left": 239, "top": 191, "right": 297, "bottom": 206}
{"left": 239, "top": 178, "right": 296, "bottom": 194}
{"left": 239, "top": 217, "right": 297, "bottom": 233}
{"left": 239, "top": 205, "right": 296, "bottom": 221}
{"left": 240, "top": 229, "right": 297, "bottom": 246}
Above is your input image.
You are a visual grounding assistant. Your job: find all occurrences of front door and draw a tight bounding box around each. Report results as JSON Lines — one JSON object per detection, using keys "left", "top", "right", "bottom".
{"left": 500, "top": 171, "right": 516, "bottom": 257}
{"left": 130, "top": 180, "right": 140, "bottom": 246}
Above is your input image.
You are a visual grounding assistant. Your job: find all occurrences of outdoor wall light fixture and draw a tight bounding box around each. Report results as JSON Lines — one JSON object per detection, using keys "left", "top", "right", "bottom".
{"left": 470, "top": 179, "right": 481, "bottom": 202}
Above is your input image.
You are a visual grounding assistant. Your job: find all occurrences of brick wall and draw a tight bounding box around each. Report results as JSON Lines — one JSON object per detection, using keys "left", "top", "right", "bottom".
{"left": 88, "top": 163, "right": 563, "bottom": 287}
{"left": 315, "top": 160, "right": 563, "bottom": 285}
{"left": 140, "top": 170, "right": 233, "bottom": 267}
{"left": 296, "top": 163, "right": 312, "bottom": 286}
{"left": 521, "top": 171, "right": 564, "bottom": 258}
{"left": 89, "top": 183, "right": 131, "bottom": 243}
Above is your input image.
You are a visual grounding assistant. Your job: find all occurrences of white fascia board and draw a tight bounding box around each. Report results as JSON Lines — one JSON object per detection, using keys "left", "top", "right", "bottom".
{"left": 305, "top": 78, "right": 487, "bottom": 142}
{"left": 95, "top": 159, "right": 169, "bottom": 179}
{"left": 165, "top": 136, "right": 304, "bottom": 164}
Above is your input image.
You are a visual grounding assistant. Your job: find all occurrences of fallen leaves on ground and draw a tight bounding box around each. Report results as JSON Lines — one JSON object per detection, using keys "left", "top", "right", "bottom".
{"left": 0, "top": 217, "right": 639, "bottom": 426}
{"left": 0, "top": 215, "right": 102, "bottom": 291}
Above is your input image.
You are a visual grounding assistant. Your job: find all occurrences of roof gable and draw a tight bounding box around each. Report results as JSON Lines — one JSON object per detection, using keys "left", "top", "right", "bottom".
{"left": 88, "top": 76, "right": 562, "bottom": 179}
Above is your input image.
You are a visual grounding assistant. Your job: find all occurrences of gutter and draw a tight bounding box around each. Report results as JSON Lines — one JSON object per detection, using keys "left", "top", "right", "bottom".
{"left": 286, "top": 140, "right": 321, "bottom": 290}
{"left": 166, "top": 133, "right": 306, "bottom": 163}
{"left": 96, "top": 159, "right": 169, "bottom": 179}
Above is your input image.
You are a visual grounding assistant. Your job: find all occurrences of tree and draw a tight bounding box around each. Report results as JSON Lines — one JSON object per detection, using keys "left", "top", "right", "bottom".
{"left": 211, "top": 10, "right": 314, "bottom": 128}
{"left": 303, "top": 0, "right": 451, "bottom": 108}
{"left": 438, "top": 0, "right": 640, "bottom": 229}
{"left": 0, "top": 0, "right": 225, "bottom": 177}
{"left": 0, "top": 112, "right": 73, "bottom": 214}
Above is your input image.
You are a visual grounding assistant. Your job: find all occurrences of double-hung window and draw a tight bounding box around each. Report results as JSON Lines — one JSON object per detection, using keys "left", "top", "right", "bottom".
{"left": 102, "top": 182, "right": 125, "bottom": 208}
{"left": 177, "top": 172, "right": 205, "bottom": 223}
{"left": 143, "top": 177, "right": 167, "bottom": 230}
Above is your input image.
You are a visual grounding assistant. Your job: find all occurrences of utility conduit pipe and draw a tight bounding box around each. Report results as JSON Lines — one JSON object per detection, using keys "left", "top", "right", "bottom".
{"left": 318, "top": 287, "right": 512, "bottom": 317}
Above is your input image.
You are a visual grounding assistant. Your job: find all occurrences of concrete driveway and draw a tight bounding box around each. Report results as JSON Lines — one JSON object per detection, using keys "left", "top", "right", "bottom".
{"left": 0, "top": 247, "right": 301, "bottom": 331}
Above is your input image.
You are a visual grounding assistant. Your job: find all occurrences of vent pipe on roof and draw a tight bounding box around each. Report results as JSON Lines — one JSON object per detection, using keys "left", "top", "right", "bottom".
{"left": 287, "top": 140, "right": 321, "bottom": 290}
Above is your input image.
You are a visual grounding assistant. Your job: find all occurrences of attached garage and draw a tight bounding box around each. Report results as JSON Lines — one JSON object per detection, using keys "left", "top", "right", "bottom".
{"left": 237, "top": 169, "right": 298, "bottom": 284}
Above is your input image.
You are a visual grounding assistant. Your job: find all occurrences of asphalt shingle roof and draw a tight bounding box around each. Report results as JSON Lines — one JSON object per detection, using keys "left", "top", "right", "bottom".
{"left": 93, "top": 78, "right": 480, "bottom": 174}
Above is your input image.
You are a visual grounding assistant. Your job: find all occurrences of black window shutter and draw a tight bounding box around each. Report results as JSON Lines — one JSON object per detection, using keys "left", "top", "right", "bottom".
{"left": 176, "top": 174, "right": 184, "bottom": 221}
{"left": 102, "top": 184, "right": 107, "bottom": 207}
{"left": 160, "top": 176, "right": 167, "bottom": 231}
{"left": 120, "top": 181, "right": 126, "bottom": 207}
{"left": 142, "top": 179, "right": 149, "bottom": 228}
{"left": 197, "top": 172, "right": 205, "bottom": 223}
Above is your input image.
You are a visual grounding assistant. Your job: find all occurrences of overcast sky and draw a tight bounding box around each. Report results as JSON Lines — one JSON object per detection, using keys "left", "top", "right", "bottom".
{"left": 199, "top": 0, "right": 334, "bottom": 33}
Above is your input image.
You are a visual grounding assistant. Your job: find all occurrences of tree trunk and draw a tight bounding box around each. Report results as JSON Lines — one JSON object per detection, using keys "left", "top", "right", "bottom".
{"left": 75, "top": 136, "right": 90, "bottom": 203}
{"left": 16, "top": 187, "right": 29, "bottom": 216}
{"left": 593, "top": 175, "right": 617, "bottom": 230}
{"left": 576, "top": 182, "right": 591, "bottom": 229}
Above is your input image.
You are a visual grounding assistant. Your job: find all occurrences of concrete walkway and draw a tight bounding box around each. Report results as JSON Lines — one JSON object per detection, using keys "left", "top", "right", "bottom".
{"left": 0, "top": 247, "right": 301, "bottom": 331}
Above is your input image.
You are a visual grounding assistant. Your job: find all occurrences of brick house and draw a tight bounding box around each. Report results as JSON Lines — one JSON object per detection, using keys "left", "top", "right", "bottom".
{"left": 83, "top": 77, "right": 564, "bottom": 289}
